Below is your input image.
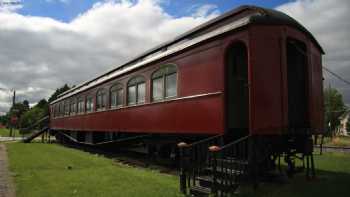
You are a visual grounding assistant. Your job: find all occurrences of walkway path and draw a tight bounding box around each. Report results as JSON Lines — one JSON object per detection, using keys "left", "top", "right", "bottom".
{"left": 0, "top": 137, "right": 23, "bottom": 142}
{"left": 0, "top": 144, "right": 15, "bottom": 197}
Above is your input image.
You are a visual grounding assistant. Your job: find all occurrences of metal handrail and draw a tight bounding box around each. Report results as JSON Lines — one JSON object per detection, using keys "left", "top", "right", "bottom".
{"left": 209, "top": 135, "right": 251, "bottom": 196}
{"left": 189, "top": 134, "right": 224, "bottom": 147}
{"left": 178, "top": 134, "right": 224, "bottom": 195}
{"left": 221, "top": 135, "right": 250, "bottom": 150}
{"left": 20, "top": 116, "right": 49, "bottom": 131}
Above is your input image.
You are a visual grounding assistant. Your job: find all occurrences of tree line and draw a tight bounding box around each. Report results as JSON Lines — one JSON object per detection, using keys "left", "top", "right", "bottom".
{"left": 0, "top": 84, "right": 70, "bottom": 133}
{"left": 324, "top": 87, "right": 349, "bottom": 136}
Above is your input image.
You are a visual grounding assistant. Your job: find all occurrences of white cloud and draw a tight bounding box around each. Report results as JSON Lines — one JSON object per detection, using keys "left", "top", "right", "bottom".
{"left": 277, "top": 0, "right": 350, "bottom": 105}
{"left": 3, "top": 0, "right": 347, "bottom": 115}
{"left": 0, "top": 0, "right": 218, "bottom": 114}
{"left": 192, "top": 4, "right": 219, "bottom": 18}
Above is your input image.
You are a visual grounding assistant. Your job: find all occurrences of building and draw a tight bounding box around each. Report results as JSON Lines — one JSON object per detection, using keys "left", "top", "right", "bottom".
{"left": 339, "top": 113, "right": 349, "bottom": 136}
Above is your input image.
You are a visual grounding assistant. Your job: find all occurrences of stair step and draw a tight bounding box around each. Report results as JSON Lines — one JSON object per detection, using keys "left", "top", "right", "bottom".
{"left": 197, "top": 176, "right": 239, "bottom": 189}
{"left": 214, "top": 158, "right": 249, "bottom": 169}
{"left": 205, "top": 166, "right": 245, "bottom": 175}
{"left": 190, "top": 185, "right": 211, "bottom": 196}
{"left": 221, "top": 157, "right": 249, "bottom": 165}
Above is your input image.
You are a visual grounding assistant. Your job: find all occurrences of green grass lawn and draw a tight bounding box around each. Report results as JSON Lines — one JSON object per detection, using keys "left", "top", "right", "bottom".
{"left": 6, "top": 143, "right": 183, "bottom": 197}
{"left": 238, "top": 152, "right": 350, "bottom": 197}
{"left": 5, "top": 143, "right": 350, "bottom": 197}
{"left": 0, "top": 128, "right": 20, "bottom": 137}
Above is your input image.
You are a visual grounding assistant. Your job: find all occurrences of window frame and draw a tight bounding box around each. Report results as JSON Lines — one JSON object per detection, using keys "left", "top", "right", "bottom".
{"left": 54, "top": 104, "right": 59, "bottom": 118}
{"left": 69, "top": 98, "right": 77, "bottom": 116}
{"left": 127, "top": 76, "right": 146, "bottom": 106}
{"left": 86, "top": 96, "right": 94, "bottom": 113}
{"left": 110, "top": 83, "right": 124, "bottom": 108}
{"left": 77, "top": 97, "right": 85, "bottom": 114}
{"left": 96, "top": 89, "right": 107, "bottom": 111}
{"left": 64, "top": 101, "right": 70, "bottom": 116}
{"left": 151, "top": 64, "right": 177, "bottom": 102}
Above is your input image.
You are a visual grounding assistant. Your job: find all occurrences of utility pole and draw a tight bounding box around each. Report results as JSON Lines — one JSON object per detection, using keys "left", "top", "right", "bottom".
{"left": 10, "top": 90, "right": 16, "bottom": 137}
{"left": 0, "top": 87, "right": 17, "bottom": 137}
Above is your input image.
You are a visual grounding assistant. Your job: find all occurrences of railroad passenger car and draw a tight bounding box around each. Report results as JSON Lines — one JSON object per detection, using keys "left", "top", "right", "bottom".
{"left": 49, "top": 5, "right": 324, "bottom": 158}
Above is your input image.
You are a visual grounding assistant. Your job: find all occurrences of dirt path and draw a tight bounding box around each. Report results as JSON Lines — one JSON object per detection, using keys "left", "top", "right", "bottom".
{"left": 0, "top": 144, "right": 15, "bottom": 197}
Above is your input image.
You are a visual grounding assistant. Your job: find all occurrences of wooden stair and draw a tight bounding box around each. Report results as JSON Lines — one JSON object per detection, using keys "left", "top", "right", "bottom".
{"left": 178, "top": 135, "right": 251, "bottom": 197}
{"left": 189, "top": 156, "right": 248, "bottom": 196}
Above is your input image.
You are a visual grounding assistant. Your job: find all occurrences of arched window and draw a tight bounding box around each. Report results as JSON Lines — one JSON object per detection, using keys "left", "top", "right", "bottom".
{"left": 53, "top": 104, "right": 58, "bottom": 118}
{"left": 127, "top": 76, "right": 145, "bottom": 105}
{"left": 96, "top": 89, "right": 107, "bottom": 110}
{"left": 70, "top": 98, "right": 76, "bottom": 115}
{"left": 110, "top": 84, "right": 123, "bottom": 108}
{"left": 86, "top": 96, "right": 94, "bottom": 112}
{"left": 59, "top": 102, "right": 64, "bottom": 117}
{"left": 77, "top": 97, "right": 84, "bottom": 114}
{"left": 64, "top": 101, "right": 70, "bottom": 116}
{"left": 152, "top": 65, "right": 177, "bottom": 101}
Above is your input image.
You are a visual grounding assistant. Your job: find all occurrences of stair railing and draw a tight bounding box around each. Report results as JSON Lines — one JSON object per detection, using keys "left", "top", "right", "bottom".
{"left": 178, "top": 134, "right": 224, "bottom": 194}
{"left": 21, "top": 116, "right": 50, "bottom": 143}
{"left": 20, "top": 116, "right": 49, "bottom": 133}
{"left": 209, "top": 135, "right": 252, "bottom": 196}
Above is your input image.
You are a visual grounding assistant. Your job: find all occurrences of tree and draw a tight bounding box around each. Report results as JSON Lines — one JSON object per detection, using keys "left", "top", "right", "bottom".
{"left": 8, "top": 102, "right": 29, "bottom": 118}
{"left": 48, "top": 84, "right": 70, "bottom": 103}
{"left": 324, "top": 87, "right": 347, "bottom": 137}
{"left": 19, "top": 106, "right": 45, "bottom": 131}
{"left": 18, "top": 84, "right": 70, "bottom": 130}
{"left": 19, "top": 99, "right": 49, "bottom": 129}
{"left": 0, "top": 115, "right": 8, "bottom": 125}
{"left": 23, "top": 100, "right": 30, "bottom": 110}
{"left": 2, "top": 84, "right": 70, "bottom": 129}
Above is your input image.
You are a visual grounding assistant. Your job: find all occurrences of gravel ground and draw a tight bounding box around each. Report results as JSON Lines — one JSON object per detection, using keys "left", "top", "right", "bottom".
{"left": 0, "top": 144, "right": 15, "bottom": 197}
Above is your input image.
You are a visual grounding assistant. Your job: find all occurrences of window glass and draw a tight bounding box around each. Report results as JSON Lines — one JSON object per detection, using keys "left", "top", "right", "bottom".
{"left": 110, "top": 84, "right": 123, "bottom": 108}
{"left": 166, "top": 73, "right": 177, "bottom": 97}
{"left": 78, "top": 98, "right": 84, "bottom": 113}
{"left": 151, "top": 65, "right": 177, "bottom": 101}
{"left": 91, "top": 99, "right": 94, "bottom": 112}
{"left": 128, "top": 76, "right": 145, "bottom": 105}
{"left": 110, "top": 90, "right": 117, "bottom": 107}
{"left": 96, "top": 90, "right": 106, "bottom": 110}
{"left": 70, "top": 99, "right": 76, "bottom": 115}
{"left": 128, "top": 86, "right": 136, "bottom": 105}
{"left": 137, "top": 83, "right": 145, "bottom": 103}
{"left": 86, "top": 97, "right": 93, "bottom": 112}
{"left": 152, "top": 77, "right": 163, "bottom": 101}
{"left": 59, "top": 103, "right": 64, "bottom": 116}
{"left": 128, "top": 76, "right": 144, "bottom": 86}
{"left": 64, "top": 101, "right": 69, "bottom": 116}
{"left": 54, "top": 105, "right": 58, "bottom": 117}
{"left": 117, "top": 89, "right": 123, "bottom": 107}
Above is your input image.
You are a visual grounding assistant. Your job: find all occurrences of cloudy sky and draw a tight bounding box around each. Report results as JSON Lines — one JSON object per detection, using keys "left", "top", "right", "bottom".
{"left": 0, "top": 0, "right": 349, "bottom": 115}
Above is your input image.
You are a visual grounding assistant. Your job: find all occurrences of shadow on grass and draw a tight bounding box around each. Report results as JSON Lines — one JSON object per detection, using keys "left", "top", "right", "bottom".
{"left": 238, "top": 169, "right": 350, "bottom": 197}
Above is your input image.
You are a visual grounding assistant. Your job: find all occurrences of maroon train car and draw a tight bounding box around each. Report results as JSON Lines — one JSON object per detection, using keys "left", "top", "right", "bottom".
{"left": 49, "top": 6, "right": 324, "bottom": 150}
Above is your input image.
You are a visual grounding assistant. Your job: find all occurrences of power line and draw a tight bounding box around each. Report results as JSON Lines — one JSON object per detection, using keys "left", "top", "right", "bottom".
{"left": 323, "top": 66, "right": 350, "bottom": 87}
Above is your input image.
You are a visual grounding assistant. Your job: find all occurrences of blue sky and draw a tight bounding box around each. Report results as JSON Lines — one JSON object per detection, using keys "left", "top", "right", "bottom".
{"left": 18, "top": 0, "right": 290, "bottom": 22}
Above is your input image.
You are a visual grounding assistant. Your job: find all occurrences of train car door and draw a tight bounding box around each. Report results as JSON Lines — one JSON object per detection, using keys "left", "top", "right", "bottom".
{"left": 226, "top": 42, "right": 249, "bottom": 139}
{"left": 286, "top": 38, "right": 310, "bottom": 132}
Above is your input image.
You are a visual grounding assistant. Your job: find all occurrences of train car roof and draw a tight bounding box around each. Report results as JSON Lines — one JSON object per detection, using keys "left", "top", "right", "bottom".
{"left": 51, "top": 5, "right": 324, "bottom": 104}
